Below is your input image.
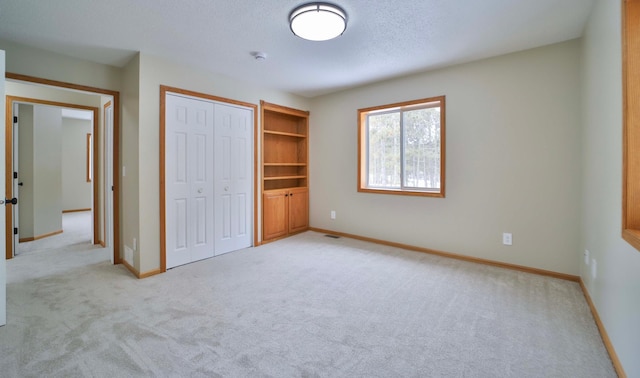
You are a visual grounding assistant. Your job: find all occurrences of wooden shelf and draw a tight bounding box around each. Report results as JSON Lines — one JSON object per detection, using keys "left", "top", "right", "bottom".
{"left": 264, "top": 187, "right": 304, "bottom": 193}
{"left": 264, "top": 130, "right": 306, "bottom": 138}
{"left": 264, "top": 163, "right": 307, "bottom": 167}
{"left": 264, "top": 175, "right": 307, "bottom": 181}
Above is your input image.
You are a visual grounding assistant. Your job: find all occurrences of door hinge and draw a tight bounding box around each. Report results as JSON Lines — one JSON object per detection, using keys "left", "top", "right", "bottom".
{"left": 111, "top": 185, "right": 114, "bottom": 191}
{"left": 13, "top": 172, "right": 18, "bottom": 179}
{"left": 13, "top": 116, "right": 18, "bottom": 124}
{"left": 14, "top": 227, "right": 18, "bottom": 235}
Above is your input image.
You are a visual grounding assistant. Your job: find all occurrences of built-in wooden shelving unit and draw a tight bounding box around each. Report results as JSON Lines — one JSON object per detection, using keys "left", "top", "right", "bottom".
{"left": 261, "top": 101, "right": 309, "bottom": 242}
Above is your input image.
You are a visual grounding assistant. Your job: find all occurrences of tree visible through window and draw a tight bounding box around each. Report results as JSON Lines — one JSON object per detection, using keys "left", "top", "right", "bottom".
{"left": 358, "top": 96, "right": 445, "bottom": 197}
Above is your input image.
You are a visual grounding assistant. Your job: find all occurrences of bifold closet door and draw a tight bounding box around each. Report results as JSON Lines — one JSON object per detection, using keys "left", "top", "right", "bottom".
{"left": 214, "top": 103, "right": 252, "bottom": 255}
{"left": 165, "top": 94, "right": 215, "bottom": 269}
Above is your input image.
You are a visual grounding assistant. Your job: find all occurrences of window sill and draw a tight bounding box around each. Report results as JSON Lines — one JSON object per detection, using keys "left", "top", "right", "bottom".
{"left": 358, "top": 187, "right": 445, "bottom": 198}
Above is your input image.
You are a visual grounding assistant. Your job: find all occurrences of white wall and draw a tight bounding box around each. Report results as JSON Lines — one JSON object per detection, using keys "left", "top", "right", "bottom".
{"left": 33, "top": 105, "right": 62, "bottom": 236}
{"left": 61, "top": 117, "right": 92, "bottom": 211}
{"left": 309, "top": 40, "right": 582, "bottom": 275}
{"left": 581, "top": 0, "right": 640, "bottom": 376}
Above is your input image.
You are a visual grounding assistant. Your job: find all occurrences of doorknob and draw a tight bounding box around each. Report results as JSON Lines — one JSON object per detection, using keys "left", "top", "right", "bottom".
{"left": 3, "top": 198, "right": 18, "bottom": 205}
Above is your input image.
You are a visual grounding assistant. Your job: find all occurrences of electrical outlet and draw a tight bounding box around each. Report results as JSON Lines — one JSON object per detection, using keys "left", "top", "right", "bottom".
{"left": 330, "top": 210, "right": 336, "bottom": 220}
{"left": 584, "top": 250, "right": 590, "bottom": 265}
{"left": 502, "top": 233, "right": 512, "bottom": 246}
{"left": 124, "top": 246, "right": 134, "bottom": 266}
{"left": 591, "top": 258, "right": 597, "bottom": 279}
{"left": 133, "top": 238, "right": 137, "bottom": 251}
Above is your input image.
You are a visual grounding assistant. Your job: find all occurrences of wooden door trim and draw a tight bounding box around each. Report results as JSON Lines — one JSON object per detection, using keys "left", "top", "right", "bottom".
{"left": 102, "top": 101, "right": 112, "bottom": 247}
{"left": 5, "top": 73, "right": 121, "bottom": 264}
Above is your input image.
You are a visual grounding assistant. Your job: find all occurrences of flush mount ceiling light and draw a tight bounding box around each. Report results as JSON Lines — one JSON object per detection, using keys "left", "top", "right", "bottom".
{"left": 289, "top": 2, "right": 347, "bottom": 41}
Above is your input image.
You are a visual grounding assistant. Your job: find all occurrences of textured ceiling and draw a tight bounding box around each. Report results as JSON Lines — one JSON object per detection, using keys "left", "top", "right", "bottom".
{"left": 0, "top": 0, "right": 596, "bottom": 97}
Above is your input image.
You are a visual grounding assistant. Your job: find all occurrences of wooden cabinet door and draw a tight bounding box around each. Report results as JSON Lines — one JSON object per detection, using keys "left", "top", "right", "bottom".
{"left": 263, "top": 190, "right": 288, "bottom": 240}
{"left": 288, "top": 187, "right": 308, "bottom": 234}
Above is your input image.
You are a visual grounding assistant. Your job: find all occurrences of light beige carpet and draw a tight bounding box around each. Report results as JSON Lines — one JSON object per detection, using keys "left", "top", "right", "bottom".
{"left": 0, "top": 231, "right": 615, "bottom": 377}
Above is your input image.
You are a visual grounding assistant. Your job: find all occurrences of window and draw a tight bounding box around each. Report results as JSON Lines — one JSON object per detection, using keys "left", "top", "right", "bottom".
{"left": 358, "top": 96, "right": 445, "bottom": 197}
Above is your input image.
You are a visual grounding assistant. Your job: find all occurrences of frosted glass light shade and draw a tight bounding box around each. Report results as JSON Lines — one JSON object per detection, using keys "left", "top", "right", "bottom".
{"left": 290, "top": 3, "right": 347, "bottom": 41}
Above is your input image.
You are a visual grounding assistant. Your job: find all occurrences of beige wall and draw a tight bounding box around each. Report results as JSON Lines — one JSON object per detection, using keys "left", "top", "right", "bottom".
{"left": 32, "top": 105, "right": 63, "bottom": 236}
{"left": 309, "top": 40, "right": 582, "bottom": 275}
{"left": 6, "top": 81, "right": 103, "bottom": 108}
{"left": 61, "top": 117, "right": 92, "bottom": 211}
{"left": 135, "top": 53, "right": 310, "bottom": 273}
{"left": 121, "top": 54, "right": 140, "bottom": 268}
{"left": 17, "top": 104, "right": 63, "bottom": 238}
{"left": 0, "top": 39, "right": 121, "bottom": 92}
{"left": 581, "top": 0, "right": 640, "bottom": 376}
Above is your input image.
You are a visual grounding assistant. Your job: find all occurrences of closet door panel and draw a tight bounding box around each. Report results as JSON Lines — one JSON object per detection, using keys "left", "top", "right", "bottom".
{"left": 165, "top": 94, "right": 214, "bottom": 269}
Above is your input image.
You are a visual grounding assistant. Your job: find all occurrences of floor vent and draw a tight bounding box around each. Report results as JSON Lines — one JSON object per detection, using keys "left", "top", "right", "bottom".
{"left": 324, "top": 234, "right": 340, "bottom": 239}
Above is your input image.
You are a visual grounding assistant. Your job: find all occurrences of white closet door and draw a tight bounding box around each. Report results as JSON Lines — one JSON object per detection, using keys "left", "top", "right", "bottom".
{"left": 214, "top": 103, "right": 253, "bottom": 255}
{"left": 165, "top": 94, "right": 215, "bottom": 269}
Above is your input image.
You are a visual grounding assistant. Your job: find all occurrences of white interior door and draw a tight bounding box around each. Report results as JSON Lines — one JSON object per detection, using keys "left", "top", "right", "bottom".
{"left": 165, "top": 94, "right": 215, "bottom": 269}
{"left": 1, "top": 49, "right": 7, "bottom": 326}
{"left": 214, "top": 103, "right": 253, "bottom": 255}
{"left": 104, "top": 102, "right": 114, "bottom": 263}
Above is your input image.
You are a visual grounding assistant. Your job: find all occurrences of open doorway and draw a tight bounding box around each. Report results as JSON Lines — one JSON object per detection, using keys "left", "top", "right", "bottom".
{"left": 4, "top": 73, "right": 120, "bottom": 266}
{"left": 8, "top": 99, "right": 98, "bottom": 259}
{"left": 10, "top": 101, "right": 96, "bottom": 258}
